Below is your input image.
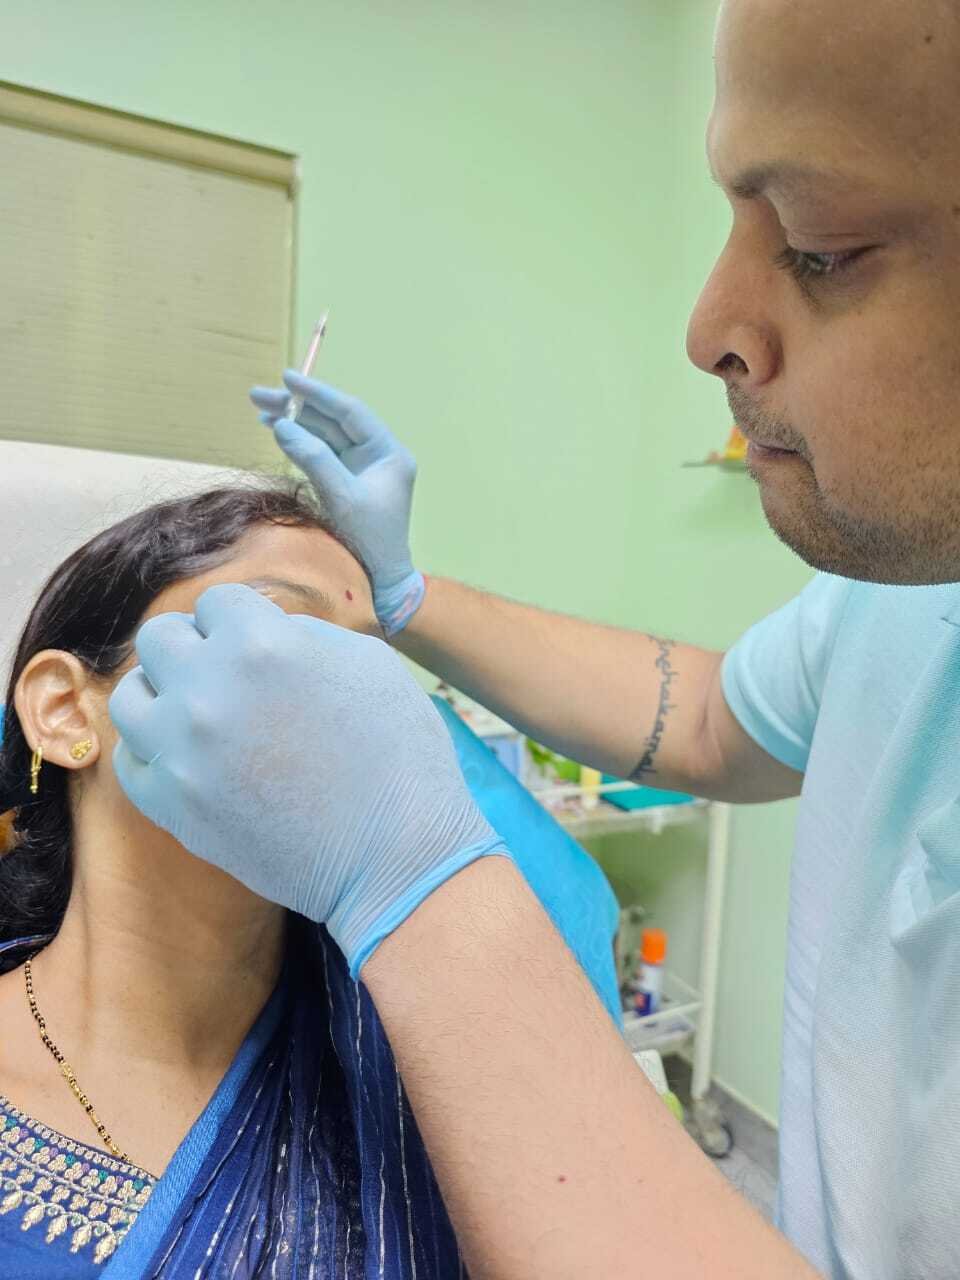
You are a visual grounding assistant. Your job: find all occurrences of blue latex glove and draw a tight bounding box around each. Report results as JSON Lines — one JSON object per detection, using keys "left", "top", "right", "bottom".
{"left": 249, "top": 374, "right": 424, "bottom": 636}
{"left": 108, "top": 585, "right": 508, "bottom": 976}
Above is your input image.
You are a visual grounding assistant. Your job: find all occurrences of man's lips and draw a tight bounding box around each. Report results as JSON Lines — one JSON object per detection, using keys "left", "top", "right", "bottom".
{"left": 749, "top": 440, "right": 795, "bottom": 454}
{"left": 738, "top": 427, "right": 799, "bottom": 457}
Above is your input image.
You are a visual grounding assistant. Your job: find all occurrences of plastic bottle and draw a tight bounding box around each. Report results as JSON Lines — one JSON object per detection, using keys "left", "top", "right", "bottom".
{"left": 579, "top": 765, "right": 602, "bottom": 811}
{"left": 630, "top": 927, "right": 667, "bottom": 1017}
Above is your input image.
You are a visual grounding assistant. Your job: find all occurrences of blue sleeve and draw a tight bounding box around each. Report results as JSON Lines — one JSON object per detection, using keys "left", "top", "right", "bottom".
{"left": 721, "top": 574, "right": 853, "bottom": 774}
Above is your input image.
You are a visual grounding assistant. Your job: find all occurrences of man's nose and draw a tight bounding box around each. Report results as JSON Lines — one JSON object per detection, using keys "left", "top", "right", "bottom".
{"left": 686, "top": 236, "right": 782, "bottom": 391}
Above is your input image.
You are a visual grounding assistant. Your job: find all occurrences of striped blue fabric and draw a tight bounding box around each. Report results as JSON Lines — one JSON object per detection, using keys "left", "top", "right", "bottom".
{"left": 1, "top": 925, "right": 465, "bottom": 1278}
{"left": 126, "top": 922, "right": 465, "bottom": 1278}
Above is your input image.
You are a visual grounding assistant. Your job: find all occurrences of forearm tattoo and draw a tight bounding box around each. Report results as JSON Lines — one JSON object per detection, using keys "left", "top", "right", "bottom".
{"left": 629, "top": 636, "right": 678, "bottom": 781}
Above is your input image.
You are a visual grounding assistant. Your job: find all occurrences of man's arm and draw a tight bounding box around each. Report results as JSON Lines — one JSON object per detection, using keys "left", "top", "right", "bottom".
{"left": 397, "top": 576, "right": 802, "bottom": 802}
{"left": 364, "top": 857, "right": 818, "bottom": 1280}
{"left": 249, "top": 377, "right": 802, "bottom": 802}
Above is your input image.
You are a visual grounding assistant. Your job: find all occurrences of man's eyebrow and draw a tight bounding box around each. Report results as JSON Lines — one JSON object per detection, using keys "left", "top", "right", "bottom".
{"left": 716, "top": 162, "right": 860, "bottom": 202}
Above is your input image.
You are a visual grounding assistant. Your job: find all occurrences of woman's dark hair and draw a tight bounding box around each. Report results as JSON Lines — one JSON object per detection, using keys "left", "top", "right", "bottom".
{"left": 0, "top": 480, "right": 365, "bottom": 955}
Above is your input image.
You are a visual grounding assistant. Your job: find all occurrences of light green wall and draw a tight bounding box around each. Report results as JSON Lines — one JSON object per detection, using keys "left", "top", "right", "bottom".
{"left": 2, "top": 0, "right": 811, "bottom": 1122}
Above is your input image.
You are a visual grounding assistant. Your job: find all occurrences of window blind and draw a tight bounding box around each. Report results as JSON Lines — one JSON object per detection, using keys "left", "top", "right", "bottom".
{"left": 0, "top": 82, "right": 296, "bottom": 468}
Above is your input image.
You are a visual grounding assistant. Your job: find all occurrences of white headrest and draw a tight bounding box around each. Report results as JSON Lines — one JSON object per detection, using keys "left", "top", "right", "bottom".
{"left": 0, "top": 440, "right": 248, "bottom": 684}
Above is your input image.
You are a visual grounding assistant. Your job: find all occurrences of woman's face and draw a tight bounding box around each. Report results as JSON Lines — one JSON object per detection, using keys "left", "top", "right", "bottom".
{"left": 6, "top": 519, "right": 382, "bottom": 913}
{"left": 81, "top": 520, "right": 383, "bottom": 844}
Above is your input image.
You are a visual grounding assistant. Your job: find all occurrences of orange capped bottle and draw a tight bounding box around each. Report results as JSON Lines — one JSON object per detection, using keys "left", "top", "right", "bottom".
{"left": 630, "top": 927, "right": 667, "bottom": 1017}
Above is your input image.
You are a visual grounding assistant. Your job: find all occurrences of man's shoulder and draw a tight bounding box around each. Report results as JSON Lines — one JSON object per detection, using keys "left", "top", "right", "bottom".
{"left": 825, "top": 575, "right": 960, "bottom": 637}
{"left": 740, "top": 571, "right": 960, "bottom": 674}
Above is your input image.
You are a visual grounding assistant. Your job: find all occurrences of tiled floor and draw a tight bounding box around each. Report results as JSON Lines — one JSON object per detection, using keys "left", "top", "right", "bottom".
{"left": 665, "top": 1057, "right": 778, "bottom": 1222}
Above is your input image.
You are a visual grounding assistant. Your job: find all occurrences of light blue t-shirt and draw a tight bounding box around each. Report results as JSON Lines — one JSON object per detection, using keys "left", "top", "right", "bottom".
{"left": 723, "top": 573, "right": 960, "bottom": 1280}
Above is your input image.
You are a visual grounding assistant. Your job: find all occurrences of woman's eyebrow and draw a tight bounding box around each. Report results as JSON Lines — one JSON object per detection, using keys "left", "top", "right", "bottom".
{"left": 243, "top": 576, "right": 385, "bottom": 638}
{"left": 243, "top": 576, "right": 336, "bottom": 615}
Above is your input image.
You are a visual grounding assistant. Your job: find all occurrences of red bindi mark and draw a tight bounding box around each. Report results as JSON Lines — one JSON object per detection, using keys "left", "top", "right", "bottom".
{"left": 345, "top": 589, "right": 354, "bottom": 602}
{"left": 556, "top": 1175, "right": 567, "bottom": 1184}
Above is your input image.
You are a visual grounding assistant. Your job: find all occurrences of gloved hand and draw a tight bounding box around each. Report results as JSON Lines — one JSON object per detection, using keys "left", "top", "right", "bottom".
{"left": 109, "top": 585, "right": 508, "bottom": 976}
{"left": 249, "top": 373, "right": 424, "bottom": 636}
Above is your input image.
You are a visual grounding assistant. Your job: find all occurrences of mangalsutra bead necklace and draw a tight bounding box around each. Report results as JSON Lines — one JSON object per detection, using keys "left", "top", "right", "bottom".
{"left": 23, "top": 954, "right": 128, "bottom": 1161}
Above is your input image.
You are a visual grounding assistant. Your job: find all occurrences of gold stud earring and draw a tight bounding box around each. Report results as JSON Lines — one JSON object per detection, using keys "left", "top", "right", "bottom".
{"left": 29, "top": 745, "right": 43, "bottom": 796}
{"left": 70, "top": 740, "right": 93, "bottom": 762}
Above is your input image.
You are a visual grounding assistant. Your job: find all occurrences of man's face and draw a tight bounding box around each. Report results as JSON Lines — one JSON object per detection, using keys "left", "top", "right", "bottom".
{"left": 686, "top": 0, "right": 960, "bottom": 585}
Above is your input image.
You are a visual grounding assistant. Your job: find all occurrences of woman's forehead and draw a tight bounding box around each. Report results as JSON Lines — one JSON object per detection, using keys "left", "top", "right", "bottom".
{"left": 143, "top": 523, "right": 379, "bottom": 633}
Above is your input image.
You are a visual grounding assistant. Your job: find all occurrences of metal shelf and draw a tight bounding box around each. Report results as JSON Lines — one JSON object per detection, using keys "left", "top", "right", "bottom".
{"left": 557, "top": 797, "right": 707, "bottom": 840}
{"left": 621, "top": 973, "right": 701, "bottom": 1055}
{"left": 525, "top": 776, "right": 707, "bottom": 839}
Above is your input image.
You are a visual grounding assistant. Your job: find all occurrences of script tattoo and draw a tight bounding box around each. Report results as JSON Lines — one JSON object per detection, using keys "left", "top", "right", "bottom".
{"left": 629, "top": 636, "right": 678, "bottom": 781}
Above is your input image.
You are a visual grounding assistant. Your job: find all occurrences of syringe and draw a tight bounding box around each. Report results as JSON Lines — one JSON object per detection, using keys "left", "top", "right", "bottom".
{"left": 285, "top": 312, "right": 329, "bottom": 421}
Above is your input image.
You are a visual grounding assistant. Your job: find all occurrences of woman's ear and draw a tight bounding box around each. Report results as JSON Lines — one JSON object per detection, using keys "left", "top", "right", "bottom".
{"left": 13, "top": 651, "right": 103, "bottom": 774}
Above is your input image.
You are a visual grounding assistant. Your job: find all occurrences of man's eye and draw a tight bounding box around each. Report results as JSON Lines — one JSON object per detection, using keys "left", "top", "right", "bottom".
{"left": 775, "top": 245, "right": 871, "bottom": 285}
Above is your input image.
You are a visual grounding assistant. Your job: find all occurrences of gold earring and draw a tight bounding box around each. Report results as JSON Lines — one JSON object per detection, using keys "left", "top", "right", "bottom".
{"left": 29, "top": 745, "right": 43, "bottom": 796}
{"left": 70, "top": 740, "right": 93, "bottom": 762}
